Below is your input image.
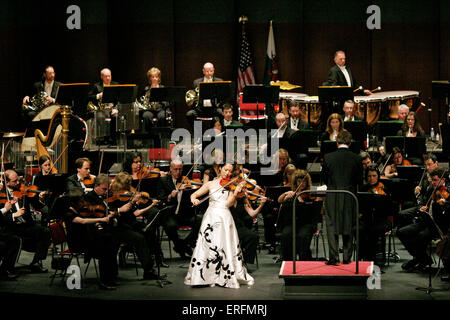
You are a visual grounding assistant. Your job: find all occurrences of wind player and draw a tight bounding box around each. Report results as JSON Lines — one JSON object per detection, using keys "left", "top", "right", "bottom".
{"left": 397, "top": 167, "right": 449, "bottom": 273}
{"left": 1, "top": 170, "right": 51, "bottom": 273}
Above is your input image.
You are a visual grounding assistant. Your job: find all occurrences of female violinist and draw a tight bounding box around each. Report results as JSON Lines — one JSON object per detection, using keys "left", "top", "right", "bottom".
{"left": 30, "top": 155, "right": 52, "bottom": 225}
{"left": 359, "top": 165, "right": 392, "bottom": 262}
{"left": 277, "top": 170, "right": 322, "bottom": 261}
{"left": 282, "top": 164, "right": 297, "bottom": 187}
{"left": 384, "top": 147, "right": 412, "bottom": 178}
{"left": 123, "top": 152, "right": 167, "bottom": 182}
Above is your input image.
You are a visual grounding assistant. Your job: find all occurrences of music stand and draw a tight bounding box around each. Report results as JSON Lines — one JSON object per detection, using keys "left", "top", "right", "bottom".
{"left": 242, "top": 85, "right": 280, "bottom": 129}
{"left": 57, "top": 83, "right": 90, "bottom": 117}
{"left": 318, "top": 86, "right": 354, "bottom": 122}
{"left": 131, "top": 177, "right": 159, "bottom": 196}
{"left": 440, "top": 123, "right": 450, "bottom": 157}
{"left": 199, "top": 81, "right": 234, "bottom": 110}
{"left": 384, "top": 136, "right": 405, "bottom": 154}
{"left": 149, "top": 86, "right": 187, "bottom": 128}
{"left": 405, "top": 137, "right": 426, "bottom": 159}
{"left": 432, "top": 80, "right": 449, "bottom": 124}
{"left": 357, "top": 192, "right": 392, "bottom": 224}
{"left": 289, "top": 130, "right": 315, "bottom": 167}
{"left": 380, "top": 178, "right": 415, "bottom": 203}
{"left": 344, "top": 120, "right": 368, "bottom": 151}
{"left": 396, "top": 165, "right": 424, "bottom": 183}
{"left": 38, "top": 173, "right": 70, "bottom": 194}
{"left": 375, "top": 121, "right": 403, "bottom": 140}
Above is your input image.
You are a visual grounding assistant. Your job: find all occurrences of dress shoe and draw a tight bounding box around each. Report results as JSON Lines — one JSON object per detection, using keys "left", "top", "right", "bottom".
{"left": 401, "top": 258, "right": 419, "bottom": 271}
{"left": 441, "top": 274, "right": 450, "bottom": 282}
{"left": 29, "top": 263, "right": 48, "bottom": 273}
{"left": 98, "top": 281, "right": 117, "bottom": 290}
{"left": 0, "top": 271, "right": 18, "bottom": 281}
{"left": 326, "top": 259, "right": 340, "bottom": 266}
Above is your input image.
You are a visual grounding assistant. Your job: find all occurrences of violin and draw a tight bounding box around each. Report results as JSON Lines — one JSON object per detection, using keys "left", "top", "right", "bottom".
{"left": 432, "top": 186, "right": 449, "bottom": 202}
{"left": 136, "top": 167, "right": 164, "bottom": 179}
{"left": 11, "top": 184, "right": 45, "bottom": 198}
{"left": 369, "top": 182, "right": 386, "bottom": 195}
{"left": 82, "top": 175, "right": 96, "bottom": 188}
{"left": 79, "top": 204, "right": 107, "bottom": 218}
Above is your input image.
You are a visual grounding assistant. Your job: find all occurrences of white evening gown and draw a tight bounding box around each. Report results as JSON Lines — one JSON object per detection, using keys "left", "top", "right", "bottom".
{"left": 184, "top": 180, "right": 254, "bottom": 288}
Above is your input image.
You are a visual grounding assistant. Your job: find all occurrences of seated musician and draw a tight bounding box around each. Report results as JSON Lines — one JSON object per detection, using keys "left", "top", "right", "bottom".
{"left": 65, "top": 157, "right": 95, "bottom": 193}
{"left": 359, "top": 166, "right": 392, "bottom": 262}
{"left": 0, "top": 170, "right": 51, "bottom": 273}
{"left": 186, "top": 62, "right": 224, "bottom": 127}
{"left": 277, "top": 170, "right": 322, "bottom": 261}
{"left": 88, "top": 68, "right": 119, "bottom": 143}
{"left": 343, "top": 100, "right": 362, "bottom": 121}
{"left": 360, "top": 151, "right": 373, "bottom": 184}
{"left": 140, "top": 67, "right": 172, "bottom": 132}
{"left": 0, "top": 213, "right": 21, "bottom": 281}
{"left": 287, "top": 104, "right": 309, "bottom": 131}
{"left": 30, "top": 155, "right": 53, "bottom": 226}
{"left": 397, "top": 167, "right": 449, "bottom": 274}
{"left": 107, "top": 173, "right": 164, "bottom": 279}
{"left": 397, "top": 111, "right": 425, "bottom": 137}
{"left": 123, "top": 152, "right": 167, "bottom": 181}
{"left": 22, "top": 65, "right": 60, "bottom": 124}
{"left": 222, "top": 104, "right": 243, "bottom": 128}
{"left": 321, "top": 113, "right": 345, "bottom": 142}
{"left": 397, "top": 104, "right": 409, "bottom": 121}
{"left": 229, "top": 181, "right": 267, "bottom": 270}
{"left": 397, "top": 153, "right": 439, "bottom": 228}
{"left": 282, "top": 164, "right": 297, "bottom": 188}
{"left": 383, "top": 147, "right": 412, "bottom": 178}
{"left": 156, "top": 159, "right": 195, "bottom": 258}
{"left": 64, "top": 189, "right": 120, "bottom": 290}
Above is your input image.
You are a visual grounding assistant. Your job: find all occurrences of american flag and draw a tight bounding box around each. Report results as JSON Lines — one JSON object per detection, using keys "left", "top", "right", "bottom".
{"left": 237, "top": 22, "right": 255, "bottom": 96}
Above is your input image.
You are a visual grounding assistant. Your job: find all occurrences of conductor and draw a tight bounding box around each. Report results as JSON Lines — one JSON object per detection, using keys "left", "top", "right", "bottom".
{"left": 321, "top": 130, "right": 363, "bottom": 265}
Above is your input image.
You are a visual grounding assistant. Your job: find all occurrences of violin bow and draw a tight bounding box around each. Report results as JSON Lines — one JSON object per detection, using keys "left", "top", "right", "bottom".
{"left": 193, "top": 174, "right": 242, "bottom": 207}
{"left": 1, "top": 143, "right": 11, "bottom": 203}
{"left": 177, "top": 149, "right": 204, "bottom": 191}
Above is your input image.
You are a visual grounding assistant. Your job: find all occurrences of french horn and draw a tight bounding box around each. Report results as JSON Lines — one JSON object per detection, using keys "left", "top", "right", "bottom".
{"left": 185, "top": 87, "right": 199, "bottom": 108}
{"left": 22, "top": 91, "right": 49, "bottom": 111}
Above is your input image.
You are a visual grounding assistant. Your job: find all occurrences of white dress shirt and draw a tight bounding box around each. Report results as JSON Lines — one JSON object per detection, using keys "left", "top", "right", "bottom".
{"left": 338, "top": 65, "right": 352, "bottom": 87}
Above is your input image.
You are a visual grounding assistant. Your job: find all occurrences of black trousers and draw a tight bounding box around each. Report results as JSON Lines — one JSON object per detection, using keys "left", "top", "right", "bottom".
{"left": 397, "top": 220, "right": 432, "bottom": 263}
{"left": 87, "top": 228, "right": 119, "bottom": 284}
{"left": 0, "top": 232, "right": 21, "bottom": 273}
{"left": 359, "top": 219, "right": 389, "bottom": 262}
{"left": 186, "top": 106, "right": 222, "bottom": 128}
{"left": 142, "top": 109, "right": 168, "bottom": 131}
{"left": 114, "top": 224, "right": 153, "bottom": 272}
{"left": 10, "top": 223, "right": 51, "bottom": 262}
{"left": 236, "top": 226, "right": 258, "bottom": 264}
{"left": 280, "top": 223, "right": 315, "bottom": 261}
{"left": 261, "top": 205, "right": 278, "bottom": 248}
{"left": 324, "top": 215, "right": 354, "bottom": 262}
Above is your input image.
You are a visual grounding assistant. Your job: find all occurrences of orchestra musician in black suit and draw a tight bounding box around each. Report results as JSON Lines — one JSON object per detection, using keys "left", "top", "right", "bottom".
{"left": 22, "top": 65, "right": 61, "bottom": 123}
{"left": 65, "top": 157, "right": 94, "bottom": 194}
{"left": 287, "top": 104, "right": 309, "bottom": 131}
{"left": 0, "top": 214, "right": 21, "bottom": 281}
{"left": 186, "top": 62, "right": 224, "bottom": 127}
{"left": 321, "top": 130, "right": 363, "bottom": 265}
{"left": 343, "top": 100, "right": 362, "bottom": 121}
{"left": 0, "top": 170, "right": 51, "bottom": 273}
{"left": 397, "top": 167, "right": 450, "bottom": 273}
{"left": 326, "top": 50, "right": 372, "bottom": 95}
{"left": 156, "top": 159, "right": 195, "bottom": 258}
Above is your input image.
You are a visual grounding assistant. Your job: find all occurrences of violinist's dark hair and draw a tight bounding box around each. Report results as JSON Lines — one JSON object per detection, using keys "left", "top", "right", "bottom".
{"left": 38, "top": 155, "right": 51, "bottom": 167}
{"left": 123, "top": 152, "right": 143, "bottom": 174}
{"left": 75, "top": 157, "right": 91, "bottom": 169}
{"left": 430, "top": 167, "right": 447, "bottom": 180}
{"left": 424, "top": 153, "right": 437, "bottom": 163}
{"left": 365, "top": 165, "right": 380, "bottom": 181}
{"left": 67, "top": 189, "right": 84, "bottom": 208}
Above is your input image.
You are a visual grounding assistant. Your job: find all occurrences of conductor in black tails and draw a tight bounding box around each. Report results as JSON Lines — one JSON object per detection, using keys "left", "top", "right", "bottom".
{"left": 321, "top": 130, "right": 363, "bottom": 265}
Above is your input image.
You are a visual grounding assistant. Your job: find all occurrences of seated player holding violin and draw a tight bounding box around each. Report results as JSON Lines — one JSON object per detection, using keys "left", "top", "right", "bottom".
{"left": 156, "top": 159, "right": 196, "bottom": 259}
{"left": 383, "top": 147, "right": 412, "bottom": 178}
{"left": 109, "top": 172, "right": 167, "bottom": 272}
{"left": 65, "top": 157, "right": 96, "bottom": 193}
{"left": 30, "top": 155, "right": 54, "bottom": 226}
{"left": 82, "top": 173, "right": 162, "bottom": 282}
{"left": 277, "top": 169, "right": 322, "bottom": 261}
{"left": 229, "top": 179, "right": 268, "bottom": 270}
{"left": 358, "top": 166, "right": 393, "bottom": 262}
{"left": 397, "top": 167, "right": 450, "bottom": 274}
{"left": 123, "top": 151, "right": 167, "bottom": 181}
{"left": 0, "top": 170, "right": 51, "bottom": 273}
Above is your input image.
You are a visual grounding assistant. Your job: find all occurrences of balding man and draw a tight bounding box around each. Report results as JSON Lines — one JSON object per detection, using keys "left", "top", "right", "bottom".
{"left": 186, "top": 62, "right": 224, "bottom": 127}
{"left": 327, "top": 51, "right": 372, "bottom": 95}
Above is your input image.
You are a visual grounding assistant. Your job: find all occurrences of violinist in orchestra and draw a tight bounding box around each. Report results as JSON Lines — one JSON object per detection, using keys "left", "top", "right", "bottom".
{"left": 0, "top": 170, "right": 51, "bottom": 273}
{"left": 397, "top": 153, "right": 438, "bottom": 227}
{"left": 186, "top": 163, "right": 254, "bottom": 288}
{"left": 64, "top": 189, "right": 120, "bottom": 290}
{"left": 201, "top": 149, "right": 224, "bottom": 184}
{"left": 320, "top": 113, "right": 346, "bottom": 143}
{"left": 277, "top": 170, "right": 322, "bottom": 261}
{"left": 156, "top": 159, "right": 194, "bottom": 259}
{"left": 123, "top": 152, "right": 167, "bottom": 182}
{"left": 30, "top": 155, "right": 53, "bottom": 226}
{"left": 107, "top": 172, "right": 165, "bottom": 280}
{"left": 230, "top": 181, "right": 267, "bottom": 270}
{"left": 0, "top": 206, "right": 21, "bottom": 281}
{"left": 383, "top": 147, "right": 411, "bottom": 178}
{"left": 397, "top": 167, "right": 450, "bottom": 273}
{"left": 65, "top": 157, "right": 95, "bottom": 194}
{"left": 282, "top": 164, "right": 297, "bottom": 187}
{"left": 360, "top": 152, "right": 372, "bottom": 185}
{"left": 359, "top": 166, "right": 392, "bottom": 262}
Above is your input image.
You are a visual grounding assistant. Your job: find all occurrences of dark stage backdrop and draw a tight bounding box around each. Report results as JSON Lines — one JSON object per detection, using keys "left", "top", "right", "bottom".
{"left": 0, "top": 0, "right": 448, "bottom": 132}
